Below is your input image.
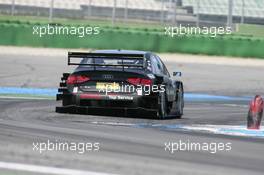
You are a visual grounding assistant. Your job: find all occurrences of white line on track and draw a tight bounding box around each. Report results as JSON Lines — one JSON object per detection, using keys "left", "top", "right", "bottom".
{"left": 221, "top": 104, "right": 248, "bottom": 108}
{"left": 90, "top": 122, "right": 264, "bottom": 138}
{"left": 91, "top": 121, "right": 135, "bottom": 127}
{"left": 0, "top": 95, "right": 54, "bottom": 100}
{"left": 179, "top": 125, "right": 264, "bottom": 138}
{"left": 0, "top": 161, "right": 113, "bottom": 175}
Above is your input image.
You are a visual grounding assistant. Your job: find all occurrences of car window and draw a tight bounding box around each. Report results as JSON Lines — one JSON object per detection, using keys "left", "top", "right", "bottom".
{"left": 163, "top": 64, "right": 170, "bottom": 77}
{"left": 156, "top": 56, "right": 163, "bottom": 73}
{"left": 161, "top": 60, "right": 170, "bottom": 77}
{"left": 156, "top": 55, "right": 170, "bottom": 77}
{"left": 151, "top": 55, "right": 163, "bottom": 75}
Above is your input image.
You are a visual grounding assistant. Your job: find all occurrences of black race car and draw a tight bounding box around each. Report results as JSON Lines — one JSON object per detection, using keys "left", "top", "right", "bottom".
{"left": 56, "top": 50, "right": 184, "bottom": 119}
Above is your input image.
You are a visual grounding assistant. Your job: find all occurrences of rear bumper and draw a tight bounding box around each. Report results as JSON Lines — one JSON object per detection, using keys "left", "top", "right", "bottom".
{"left": 56, "top": 92, "right": 159, "bottom": 116}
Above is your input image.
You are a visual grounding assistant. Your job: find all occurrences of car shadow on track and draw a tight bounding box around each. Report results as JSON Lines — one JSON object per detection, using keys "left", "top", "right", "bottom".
{"left": 56, "top": 107, "right": 183, "bottom": 120}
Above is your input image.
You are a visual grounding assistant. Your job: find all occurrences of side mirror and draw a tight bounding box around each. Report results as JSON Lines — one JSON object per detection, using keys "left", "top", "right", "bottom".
{"left": 173, "top": 71, "right": 182, "bottom": 77}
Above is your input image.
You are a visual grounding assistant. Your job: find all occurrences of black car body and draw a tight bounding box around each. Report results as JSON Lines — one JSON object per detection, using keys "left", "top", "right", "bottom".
{"left": 56, "top": 50, "right": 184, "bottom": 119}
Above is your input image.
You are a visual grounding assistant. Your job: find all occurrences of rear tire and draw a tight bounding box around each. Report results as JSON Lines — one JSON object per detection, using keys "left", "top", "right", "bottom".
{"left": 175, "top": 83, "right": 184, "bottom": 118}
{"left": 157, "top": 91, "right": 168, "bottom": 120}
{"left": 59, "top": 73, "right": 72, "bottom": 107}
{"left": 62, "top": 95, "right": 72, "bottom": 106}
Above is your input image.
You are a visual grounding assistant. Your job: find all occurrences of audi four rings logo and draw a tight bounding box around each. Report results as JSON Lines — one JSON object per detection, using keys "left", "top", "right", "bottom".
{"left": 102, "top": 74, "right": 114, "bottom": 79}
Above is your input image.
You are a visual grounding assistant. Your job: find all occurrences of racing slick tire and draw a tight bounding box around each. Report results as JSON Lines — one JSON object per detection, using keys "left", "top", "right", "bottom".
{"left": 62, "top": 95, "right": 73, "bottom": 106}
{"left": 175, "top": 82, "right": 184, "bottom": 118}
{"left": 157, "top": 91, "right": 168, "bottom": 120}
{"left": 56, "top": 73, "right": 74, "bottom": 112}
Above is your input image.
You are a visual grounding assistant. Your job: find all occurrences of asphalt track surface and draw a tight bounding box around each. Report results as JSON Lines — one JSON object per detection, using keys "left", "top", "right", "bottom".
{"left": 0, "top": 52, "right": 264, "bottom": 175}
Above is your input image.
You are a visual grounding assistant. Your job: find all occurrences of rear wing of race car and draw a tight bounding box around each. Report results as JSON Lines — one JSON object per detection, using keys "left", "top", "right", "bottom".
{"left": 68, "top": 52, "right": 146, "bottom": 70}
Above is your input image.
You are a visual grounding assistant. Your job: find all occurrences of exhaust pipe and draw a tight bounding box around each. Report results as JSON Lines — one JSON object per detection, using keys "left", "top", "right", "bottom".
{"left": 247, "top": 95, "right": 263, "bottom": 130}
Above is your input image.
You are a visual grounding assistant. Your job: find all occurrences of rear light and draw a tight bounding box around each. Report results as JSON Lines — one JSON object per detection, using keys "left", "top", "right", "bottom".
{"left": 127, "top": 78, "right": 152, "bottom": 86}
{"left": 67, "top": 75, "right": 90, "bottom": 84}
{"left": 140, "top": 78, "right": 152, "bottom": 85}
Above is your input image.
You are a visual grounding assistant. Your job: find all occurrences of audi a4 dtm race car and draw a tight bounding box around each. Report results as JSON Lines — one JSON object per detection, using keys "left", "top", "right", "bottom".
{"left": 56, "top": 50, "right": 184, "bottom": 119}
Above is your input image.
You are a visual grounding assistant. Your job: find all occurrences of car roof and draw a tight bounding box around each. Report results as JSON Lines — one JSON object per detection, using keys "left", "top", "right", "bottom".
{"left": 92, "top": 49, "right": 150, "bottom": 55}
